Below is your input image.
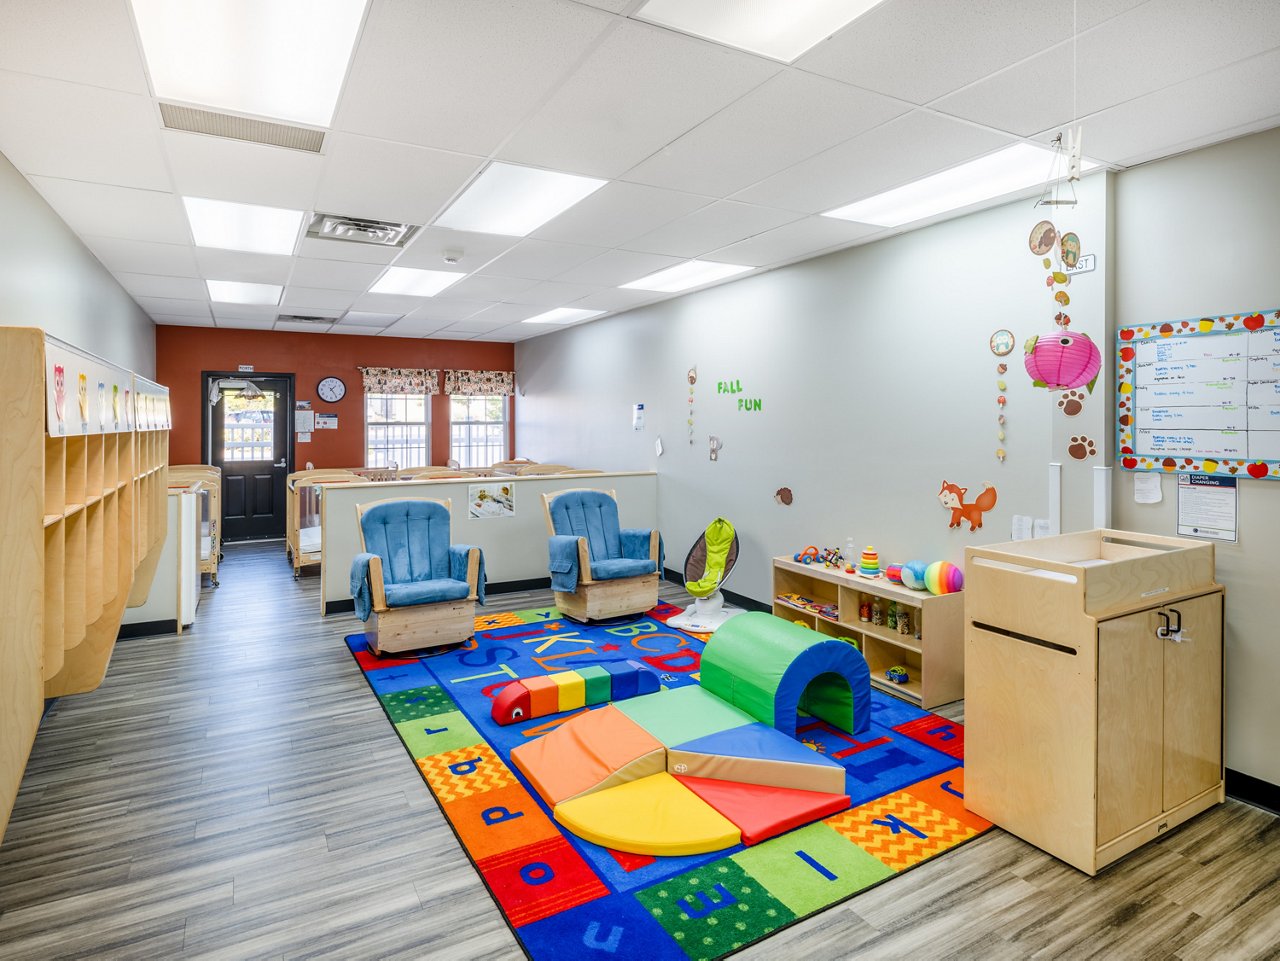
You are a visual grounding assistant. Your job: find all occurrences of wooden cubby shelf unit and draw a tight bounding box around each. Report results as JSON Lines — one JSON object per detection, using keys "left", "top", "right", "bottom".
{"left": 1, "top": 328, "right": 170, "bottom": 845}
{"left": 771, "top": 555, "right": 964, "bottom": 709}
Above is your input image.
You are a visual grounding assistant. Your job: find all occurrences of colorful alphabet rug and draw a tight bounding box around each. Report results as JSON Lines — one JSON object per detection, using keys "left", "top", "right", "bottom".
{"left": 345, "top": 603, "right": 991, "bottom": 961}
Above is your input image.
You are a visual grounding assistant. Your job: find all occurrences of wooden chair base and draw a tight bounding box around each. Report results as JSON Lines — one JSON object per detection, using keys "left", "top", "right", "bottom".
{"left": 554, "top": 573, "right": 659, "bottom": 623}
{"left": 367, "top": 599, "right": 475, "bottom": 656}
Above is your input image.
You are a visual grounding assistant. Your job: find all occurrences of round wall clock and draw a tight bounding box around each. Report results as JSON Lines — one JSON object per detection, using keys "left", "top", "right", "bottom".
{"left": 989, "top": 329, "right": 1015, "bottom": 356}
{"left": 317, "top": 376, "right": 346, "bottom": 402}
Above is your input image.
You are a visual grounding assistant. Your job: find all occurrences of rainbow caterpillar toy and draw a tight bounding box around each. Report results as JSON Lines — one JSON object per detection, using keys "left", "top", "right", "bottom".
{"left": 491, "top": 660, "right": 660, "bottom": 725}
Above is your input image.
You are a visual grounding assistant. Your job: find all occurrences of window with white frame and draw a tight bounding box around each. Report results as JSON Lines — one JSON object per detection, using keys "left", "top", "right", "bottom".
{"left": 450, "top": 394, "right": 508, "bottom": 468}
{"left": 365, "top": 393, "right": 429, "bottom": 468}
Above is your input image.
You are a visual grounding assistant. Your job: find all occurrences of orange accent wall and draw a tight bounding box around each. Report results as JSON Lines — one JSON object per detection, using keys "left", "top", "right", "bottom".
{"left": 155, "top": 325, "right": 515, "bottom": 468}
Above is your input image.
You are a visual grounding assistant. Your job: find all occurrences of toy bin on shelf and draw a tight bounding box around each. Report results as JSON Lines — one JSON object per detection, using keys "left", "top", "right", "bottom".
{"left": 770, "top": 556, "right": 964, "bottom": 709}
{"left": 963, "top": 529, "right": 1224, "bottom": 876}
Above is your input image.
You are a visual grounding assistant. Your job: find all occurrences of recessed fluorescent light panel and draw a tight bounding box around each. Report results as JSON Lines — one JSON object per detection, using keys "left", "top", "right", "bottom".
{"left": 822, "top": 143, "right": 1100, "bottom": 228}
{"left": 207, "top": 280, "right": 283, "bottom": 305}
{"left": 183, "top": 197, "right": 304, "bottom": 255}
{"left": 434, "top": 162, "right": 607, "bottom": 237}
{"left": 369, "top": 266, "right": 466, "bottom": 297}
{"left": 621, "top": 260, "right": 753, "bottom": 293}
{"left": 635, "top": 0, "right": 888, "bottom": 63}
{"left": 130, "top": 0, "right": 368, "bottom": 126}
{"left": 521, "top": 308, "right": 605, "bottom": 325}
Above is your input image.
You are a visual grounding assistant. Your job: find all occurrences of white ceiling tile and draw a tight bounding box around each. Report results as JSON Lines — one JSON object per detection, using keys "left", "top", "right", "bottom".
{"left": 379, "top": 316, "right": 449, "bottom": 337}
{"left": 401, "top": 299, "right": 491, "bottom": 322}
{"left": 273, "top": 321, "right": 337, "bottom": 333}
{"left": 0, "top": 75, "right": 169, "bottom": 190}
{"left": 1043, "top": 48, "right": 1280, "bottom": 167}
{"left": 555, "top": 249, "right": 683, "bottom": 286}
{"left": 622, "top": 71, "right": 908, "bottom": 197}
{"left": 334, "top": 0, "right": 613, "bottom": 155}
{"left": 797, "top": 0, "right": 1066, "bottom": 104}
{"left": 706, "top": 217, "right": 883, "bottom": 267}
{"left": 297, "top": 236, "right": 400, "bottom": 264}
{"left": 503, "top": 281, "right": 603, "bottom": 307}
{"left": 339, "top": 311, "right": 404, "bottom": 327}
{"left": 136, "top": 296, "right": 211, "bottom": 318}
{"left": 393, "top": 227, "right": 520, "bottom": 272}
{"left": 498, "top": 20, "right": 779, "bottom": 178}
{"left": 329, "top": 323, "right": 385, "bottom": 335}
{"left": 931, "top": 46, "right": 1075, "bottom": 137}
{"left": 622, "top": 200, "right": 801, "bottom": 258}
{"left": 288, "top": 258, "right": 384, "bottom": 291}
{"left": 464, "top": 302, "right": 546, "bottom": 324}
{"left": 531, "top": 180, "right": 711, "bottom": 247}
{"left": 474, "top": 325, "right": 548, "bottom": 342}
{"left": 0, "top": 0, "right": 149, "bottom": 93}
{"left": 314, "top": 133, "right": 484, "bottom": 225}
{"left": 734, "top": 111, "right": 1016, "bottom": 213}
{"left": 571, "top": 0, "right": 632, "bottom": 11}
{"left": 213, "top": 316, "right": 277, "bottom": 330}
{"left": 564, "top": 286, "right": 663, "bottom": 311}
{"left": 114, "top": 272, "right": 208, "bottom": 301}
{"left": 349, "top": 291, "right": 442, "bottom": 313}
{"left": 211, "top": 304, "right": 279, "bottom": 322}
{"left": 276, "top": 305, "right": 344, "bottom": 319}
{"left": 195, "top": 248, "right": 293, "bottom": 285}
{"left": 281, "top": 287, "right": 358, "bottom": 311}
{"left": 30, "top": 177, "right": 189, "bottom": 244}
{"left": 478, "top": 239, "right": 605, "bottom": 281}
{"left": 435, "top": 317, "right": 516, "bottom": 334}
{"left": 433, "top": 274, "right": 535, "bottom": 302}
{"left": 83, "top": 237, "right": 199, "bottom": 277}
{"left": 162, "top": 130, "right": 324, "bottom": 210}
{"left": 150, "top": 314, "right": 215, "bottom": 328}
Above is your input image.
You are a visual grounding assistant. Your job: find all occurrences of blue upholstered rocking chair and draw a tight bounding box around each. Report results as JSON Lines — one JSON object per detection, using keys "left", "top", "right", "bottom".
{"left": 350, "top": 498, "right": 485, "bottom": 655}
{"left": 542, "top": 488, "right": 662, "bottom": 622}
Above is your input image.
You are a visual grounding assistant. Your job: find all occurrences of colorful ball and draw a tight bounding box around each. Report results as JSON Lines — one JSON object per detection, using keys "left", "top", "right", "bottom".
{"left": 884, "top": 563, "right": 903, "bottom": 584}
{"left": 924, "top": 561, "right": 964, "bottom": 595}
{"left": 900, "top": 560, "right": 928, "bottom": 591}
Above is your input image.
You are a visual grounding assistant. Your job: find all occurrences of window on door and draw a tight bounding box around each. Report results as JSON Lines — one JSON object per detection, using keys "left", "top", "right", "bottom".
{"left": 450, "top": 394, "right": 508, "bottom": 468}
{"left": 365, "top": 393, "right": 429, "bottom": 468}
{"left": 222, "top": 389, "right": 278, "bottom": 461}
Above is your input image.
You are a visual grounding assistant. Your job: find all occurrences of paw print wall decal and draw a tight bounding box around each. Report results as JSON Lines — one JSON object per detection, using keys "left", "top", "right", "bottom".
{"left": 1058, "top": 390, "right": 1086, "bottom": 416}
{"left": 1068, "top": 436, "right": 1097, "bottom": 460}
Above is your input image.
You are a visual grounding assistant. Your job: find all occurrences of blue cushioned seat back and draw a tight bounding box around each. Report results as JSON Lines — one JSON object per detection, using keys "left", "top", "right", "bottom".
{"left": 548, "top": 490, "right": 622, "bottom": 562}
{"left": 360, "top": 500, "right": 452, "bottom": 583}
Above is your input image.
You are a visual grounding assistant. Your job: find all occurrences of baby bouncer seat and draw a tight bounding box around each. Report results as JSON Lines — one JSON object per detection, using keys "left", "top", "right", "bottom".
{"left": 668, "top": 517, "right": 744, "bottom": 633}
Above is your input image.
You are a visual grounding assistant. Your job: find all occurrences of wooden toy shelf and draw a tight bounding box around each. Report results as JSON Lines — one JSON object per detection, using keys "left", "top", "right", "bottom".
{"left": 963, "top": 529, "right": 1224, "bottom": 875}
{"left": 1, "top": 328, "right": 170, "bottom": 844}
{"left": 771, "top": 556, "right": 964, "bottom": 708}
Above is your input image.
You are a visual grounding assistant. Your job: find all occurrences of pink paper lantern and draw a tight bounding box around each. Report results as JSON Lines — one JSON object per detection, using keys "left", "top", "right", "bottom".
{"left": 1024, "top": 331, "right": 1101, "bottom": 390}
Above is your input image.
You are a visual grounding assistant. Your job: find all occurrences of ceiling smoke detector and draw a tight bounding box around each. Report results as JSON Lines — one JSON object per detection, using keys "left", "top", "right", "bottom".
{"left": 306, "top": 213, "right": 420, "bottom": 248}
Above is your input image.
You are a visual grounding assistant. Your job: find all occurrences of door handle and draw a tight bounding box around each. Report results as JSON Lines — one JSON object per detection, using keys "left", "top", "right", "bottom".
{"left": 1157, "top": 611, "right": 1171, "bottom": 638}
{"left": 274, "top": 459, "right": 287, "bottom": 469}
{"left": 1168, "top": 608, "right": 1182, "bottom": 634}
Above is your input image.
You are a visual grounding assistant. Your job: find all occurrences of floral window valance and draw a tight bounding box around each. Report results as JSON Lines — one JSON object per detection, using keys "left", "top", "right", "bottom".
{"left": 359, "top": 367, "right": 440, "bottom": 395}
{"left": 444, "top": 369, "right": 515, "bottom": 396}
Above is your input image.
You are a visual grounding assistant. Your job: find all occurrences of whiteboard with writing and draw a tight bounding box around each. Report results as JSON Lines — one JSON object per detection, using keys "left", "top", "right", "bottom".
{"left": 1117, "top": 310, "right": 1280, "bottom": 480}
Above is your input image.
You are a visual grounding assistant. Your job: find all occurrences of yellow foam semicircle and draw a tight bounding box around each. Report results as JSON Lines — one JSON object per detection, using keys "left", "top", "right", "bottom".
{"left": 553, "top": 772, "right": 740, "bottom": 856}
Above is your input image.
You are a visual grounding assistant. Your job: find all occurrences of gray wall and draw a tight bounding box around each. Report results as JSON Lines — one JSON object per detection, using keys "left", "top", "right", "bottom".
{"left": 0, "top": 151, "right": 154, "bottom": 374}
{"left": 1111, "top": 127, "right": 1280, "bottom": 787}
{"left": 517, "top": 174, "right": 1112, "bottom": 605}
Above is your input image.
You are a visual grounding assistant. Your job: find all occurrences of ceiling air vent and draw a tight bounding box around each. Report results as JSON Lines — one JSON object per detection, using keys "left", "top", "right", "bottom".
{"left": 160, "top": 103, "right": 325, "bottom": 153}
{"left": 307, "top": 213, "right": 420, "bottom": 248}
{"left": 276, "top": 315, "right": 335, "bottom": 326}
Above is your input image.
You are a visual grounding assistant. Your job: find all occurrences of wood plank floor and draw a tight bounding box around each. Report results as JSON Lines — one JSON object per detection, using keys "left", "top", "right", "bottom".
{"left": 0, "top": 541, "right": 1276, "bottom": 960}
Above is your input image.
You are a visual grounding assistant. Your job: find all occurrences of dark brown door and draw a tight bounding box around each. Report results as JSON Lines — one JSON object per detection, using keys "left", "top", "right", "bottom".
{"left": 209, "top": 375, "right": 291, "bottom": 541}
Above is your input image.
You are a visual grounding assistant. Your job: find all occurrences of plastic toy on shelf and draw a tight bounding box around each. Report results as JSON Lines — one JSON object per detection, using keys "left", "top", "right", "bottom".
{"left": 885, "top": 665, "right": 910, "bottom": 685}
{"left": 793, "top": 545, "right": 820, "bottom": 564}
{"left": 857, "top": 546, "right": 881, "bottom": 578}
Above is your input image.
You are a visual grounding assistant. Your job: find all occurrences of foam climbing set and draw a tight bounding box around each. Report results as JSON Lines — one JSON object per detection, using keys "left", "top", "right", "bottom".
{"left": 491, "top": 660, "right": 659, "bottom": 725}
{"left": 510, "top": 612, "right": 871, "bottom": 856}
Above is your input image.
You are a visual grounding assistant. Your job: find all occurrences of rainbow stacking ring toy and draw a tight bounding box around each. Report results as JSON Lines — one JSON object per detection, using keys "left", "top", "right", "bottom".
{"left": 857, "top": 546, "right": 881, "bottom": 578}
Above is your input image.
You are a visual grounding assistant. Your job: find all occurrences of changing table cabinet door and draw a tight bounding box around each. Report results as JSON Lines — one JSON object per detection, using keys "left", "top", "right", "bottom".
{"left": 1096, "top": 593, "right": 1223, "bottom": 847}
{"left": 1163, "top": 593, "right": 1223, "bottom": 811}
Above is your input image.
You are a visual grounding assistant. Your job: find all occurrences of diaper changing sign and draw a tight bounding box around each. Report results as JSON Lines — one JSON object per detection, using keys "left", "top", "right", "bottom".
{"left": 1176, "top": 474, "right": 1237, "bottom": 542}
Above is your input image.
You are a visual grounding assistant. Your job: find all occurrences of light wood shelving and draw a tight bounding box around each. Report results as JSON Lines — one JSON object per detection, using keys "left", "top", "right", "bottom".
{"left": 1, "top": 328, "right": 171, "bottom": 844}
{"left": 771, "top": 555, "right": 964, "bottom": 708}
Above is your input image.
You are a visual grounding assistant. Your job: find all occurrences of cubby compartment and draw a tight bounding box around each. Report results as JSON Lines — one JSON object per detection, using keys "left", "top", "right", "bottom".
{"left": 44, "top": 437, "right": 65, "bottom": 522}
{"left": 43, "top": 521, "right": 65, "bottom": 680}
{"left": 65, "top": 435, "right": 87, "bottom": 510}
